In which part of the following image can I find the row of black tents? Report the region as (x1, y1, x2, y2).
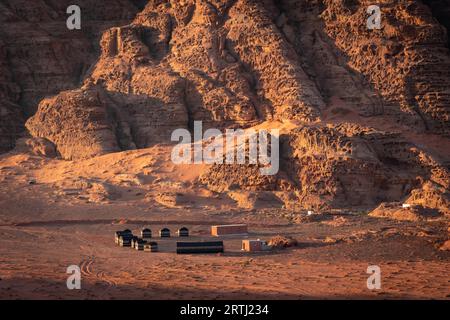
(140, 227, 189, 238)
(115, 227, 188, 251)
(115, 229, 156, 251)
(114, 228, 224, 254)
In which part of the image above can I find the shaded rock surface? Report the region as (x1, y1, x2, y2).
(0, 39, 22, 152)
(228, 191, 284, 209)
(406, 181, 450, 216)
(0, 0, 141, 151)
(369, 202, 442, 222)
(14, 137, 57, 158)
(313, 0, 450, 134)
(0, 0, 449, 212)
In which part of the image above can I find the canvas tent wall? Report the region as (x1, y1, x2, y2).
(176, 241, 224, 254)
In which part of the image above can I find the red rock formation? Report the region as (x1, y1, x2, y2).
(406, 181, 450, 215)
(315, 0, 450, 134)
(26, 86, 121, 160)
(201, 122, 450, 210)
(27, 0, 326, 159)
(281, 123, 449, 209)
(3, 0, 450, 211)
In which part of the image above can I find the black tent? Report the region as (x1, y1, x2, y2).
(144, 242, 158, 252)
(159, 228, 171, 238)
(177, 227, 189, 237)
(176, 241, 224, 254)
(141, 228, 152, 239)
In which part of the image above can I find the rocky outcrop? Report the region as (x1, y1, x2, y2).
(200, 122, 450, 210)
(273, 0, 450, 134)
(314, 0, 450, 134)
(281, 124, 409, 209)
(26, 22, 190, 159)
(26, 86, 121, 160)
(14, 137, 57, 158)
(26, 0, 329, 159)
(228, 191, 284, 209)
(369, 202, 442, 221)
(406, 181, 450, 215)
(276, 0, 385, 117)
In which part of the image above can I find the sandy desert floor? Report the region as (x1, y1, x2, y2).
(0, 145, 449, 300)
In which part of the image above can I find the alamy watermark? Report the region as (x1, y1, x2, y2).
(171, 121, 279, 176)
(66, 5, 81, 30)
(366, 265, 381, 290)
(367, 5, 382, 30)
(66, 265, 81, 290)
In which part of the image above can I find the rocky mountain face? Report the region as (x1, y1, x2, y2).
(0, 0, 142, 152)
(320, 0, 450, 134)
(26, 0, 329, 160)
(201, 122, 449, 213)
(2, 0, 450, 212)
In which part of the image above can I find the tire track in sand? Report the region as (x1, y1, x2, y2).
(79, 255, 117, 288)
